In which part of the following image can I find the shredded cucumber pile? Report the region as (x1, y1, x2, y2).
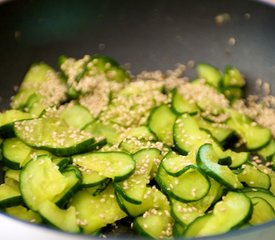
(0, 55, 275, 239)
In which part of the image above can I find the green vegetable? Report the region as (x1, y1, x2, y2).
(0, 56, 274, 238)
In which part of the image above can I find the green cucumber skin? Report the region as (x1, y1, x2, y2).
(0, 124, 16, 138)
(24, 138, 96, 157)
(133, 220, 154, 239)
(56, 166, 82, 208)
(155, 164, 210, 203)
(113, 183, 142, 205)
(183, 192, 252, 237)
(0, 196, 23, 209)
(2, 158, 21, 170)
(114, 190, 133, 216)
(196, 144, 243, 190)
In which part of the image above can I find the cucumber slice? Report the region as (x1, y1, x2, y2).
(5, 205, 42, 224)
(196, 63, 222, 88)
(52, 157, 72, 171)
(11, 63, 67, 116)
(133, 208, 173, 239)
(115, 186, 170, 217)
(148, 104, 177, 146)
(222, 66, 245, 87)
(73, 151, 135, 181)
(80, 169, 108, 188)
(5, 169, 20, 182)
(171, 178, 222, 226)
(221, 149, 249, 169)
(227, 110, 272, 150)
(183, 213, 213, 237)
(114, 148, 160, 204)
(0, 110, 33, 137)
(173, 223, 186, 237)
(162, 151, 195, 177)
(69, 184, 126, 233)
(119, 137, 146, 154)
(20, 155, 80, 211)
(2, 138, 32, 169)
(156, 163, 210, 202)
(171, 88, 199, 115)
(249, 197, 275, 225)
(84, 120, 121, 144)
(90, 55, 131, 83)
(197, 144, 243, 189)
(14, 117, 96, 156)
(196, 117, 234, 145)
(125, 126, 156, 141)
(58, 103, 94, 130)
(55, 165, 82, 207)
(238, 164, 271, 189)
(184, 192, 252, 237)
(174, 114, 213, 154)
(242, 188, 275, 210)
(0, 178, 22, 208)
(257, 139, 275, 160)
(223, 87, 244, 102)
(38, 200, 80, 232)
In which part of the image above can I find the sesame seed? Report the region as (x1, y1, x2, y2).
(228, 37, 236, 46)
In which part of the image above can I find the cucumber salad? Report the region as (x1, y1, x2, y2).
(0, 54, 275, 239)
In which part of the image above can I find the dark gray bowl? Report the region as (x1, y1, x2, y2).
(0, 0, 275, 239)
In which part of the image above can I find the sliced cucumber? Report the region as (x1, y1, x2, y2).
(257, 139, 275, 161)
(197, 144, 243, 189)
(38, 200, 80, 232)
(0, 110, 33, 137)
(171, 178, 222, 226)
(223, 87, 244, 102)
(4, 169, 20, 182)
(14, 117, 96, 156)
(55, 165, 82, 207)
(2, 138, 32, 169)
(222, 66, 245, 87)
(148, 104, 177, 146)
(83, 120, 121, 144)
(90, 54, 131, 83)
(20, 155, 80, 211)
(174, 114, 213, 154)
(115, 186, 170, 217)
(184, 192, 252, 237)
(5, 205, 42, 224)
(238, 163, 271, 189)
(114, 148, 160, 204)
(80, 169, 108, 188)
(0, 178, 22, 208)
(196, 117, 234, 145)
(227, 110, 272, 150)
(133, 208, 173, 239)
(73, 151, 135, 181)
(11, 63, 67, 116)
(58, 103, 94, 130)
(171, 88, 199, 115)
(221, 149, 249, 169)
(69, 184, 126, 233)
(162, 151, 195, 177)
(242, 188, 275, 210)
(156, 163, 210, 202)
(1, 55, 275, 238)
(249, 197, 275, 225)
(125, 126, 156, 141)
(196, 63, 222, 88)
